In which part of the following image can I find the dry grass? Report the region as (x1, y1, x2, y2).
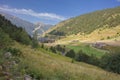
(55, 25, 120, 45)
(11, 42, 120, 80)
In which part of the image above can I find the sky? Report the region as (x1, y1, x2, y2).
(0, 0, 120, 24)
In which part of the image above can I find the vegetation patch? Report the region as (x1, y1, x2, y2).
(66, 44, 106, 58)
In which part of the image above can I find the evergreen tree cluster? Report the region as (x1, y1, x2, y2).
(100, 52, 120, 74)
(0, 14, 32, 48)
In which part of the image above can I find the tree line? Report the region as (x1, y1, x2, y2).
(46, 44, 120, 74)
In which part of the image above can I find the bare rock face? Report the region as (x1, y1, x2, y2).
(24, 75, 32, 80)
(4, 52, 12, 59)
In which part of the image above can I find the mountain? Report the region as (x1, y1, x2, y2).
(0, 11, 34, 36)
(34, 22, 53, 37)
(0, 11, 53, 37)
(46, 7, 120, 41)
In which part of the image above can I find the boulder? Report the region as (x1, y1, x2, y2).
(4, 52, 12, 59)
(24, 75, 32, 80)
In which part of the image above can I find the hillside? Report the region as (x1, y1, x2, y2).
(55, 25, 120, 44)
(0, 11, 53, 36)
(0, 11, 34, 36)
(46, 7, 120, 40)
(10, 43, 120, 79)
(1, 41, 120, 80)
(1, 12, 120, 80)
(0, 14, 32, 45)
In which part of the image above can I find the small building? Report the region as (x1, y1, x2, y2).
(92, 42, 107, 49)
(39, 37, 55, 43)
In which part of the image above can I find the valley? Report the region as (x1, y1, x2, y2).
(0, 2, 120, 80)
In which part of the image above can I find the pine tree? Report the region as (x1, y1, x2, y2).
(65, 49, 75, 58)
(32, 29, 39, 48)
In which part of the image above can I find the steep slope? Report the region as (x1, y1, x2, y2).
(0, 14, 31, 45)
(0, 11, 34, 36)
(35, 22, 53, 36)
(46, 7, 120, 39)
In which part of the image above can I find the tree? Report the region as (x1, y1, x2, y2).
(75, 50, 89, 62)
(100, 52, 120, 74)
(0, 15, 31, 45)
(65, 49, 75, 58)
(14, 28, 31, 45)
(32, 30, 39, 48)
(41, 43, 44, 48)
(50, 46, 56, 53)
(0, 28, 12, 49)
(55, 45, 65, 54)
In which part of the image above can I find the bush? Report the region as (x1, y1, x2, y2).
(5, 47, 22, 56)
(75, 50, 89, 62)
(75, 50, 100, 66)
(32, 31, 39, 48)
(65, 49, 75, 58)
(88, 54, 100, 66)
(107, 36, 110, 39)
(55, 45, 66, 54)
(0, 28, 12, 49)
(41, 44, 44, 48)
(100, 52, 120, 74)
(50, 46, 57, 53)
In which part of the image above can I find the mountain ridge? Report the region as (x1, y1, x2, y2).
(46, 6, 120, 40)
(0, 11, 53, 37)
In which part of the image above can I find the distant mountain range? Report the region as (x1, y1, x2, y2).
(0, 11, 53, 37)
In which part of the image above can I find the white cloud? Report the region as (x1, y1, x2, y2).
(117, 0, 120, 2)
(0, 5, 66, 20)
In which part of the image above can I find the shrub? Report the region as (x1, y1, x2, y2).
(55, 45, 66, 54)
(5, 47, 22, 56)
(50, 46, 57, 53)
(0, 28, 12, 49)
(75, 50, 89, 62)
(107, 36, 110, 39)
(88, 54, 100, 66)
(100, 52, 120, 74)
(65, 49, 75, 58)
(41, 44, 44, 48)
(75, 50, 100, 66)
(32, 31, 39, 48)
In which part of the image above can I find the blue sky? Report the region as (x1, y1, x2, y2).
(0, 0, 120, 24)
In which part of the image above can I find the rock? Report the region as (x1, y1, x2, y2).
(11, 61, 17, 65)
(3, 72, 11, 76)
(24, 75, 32, 80)
(4, 52, 12, 59)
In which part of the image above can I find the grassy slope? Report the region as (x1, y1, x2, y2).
(55, 25, 120, 44)
(46, 7, 120, 37)
(10, 42, 120, 80)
